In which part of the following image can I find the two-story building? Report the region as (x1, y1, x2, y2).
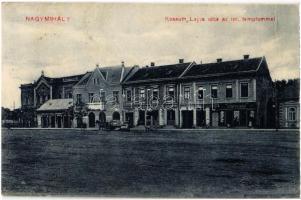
(20, 71, 86, 127)
(122, 60, 193, 128)
(72, 63, 137, 128)
(122, 55, 274, 128)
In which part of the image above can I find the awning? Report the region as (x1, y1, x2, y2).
(37, 99, 73, 112)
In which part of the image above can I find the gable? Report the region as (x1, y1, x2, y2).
(86, 68, 108, 88)
(35, 77, 51, 90)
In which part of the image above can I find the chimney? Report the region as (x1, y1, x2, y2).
(217, 58, 222, 63)
(96, 63, 99, 68)
(179, 59, 184, 64)
(121, 61, 125, 67)
(243, 55, 250, 60)
(150, 62, 155, 67)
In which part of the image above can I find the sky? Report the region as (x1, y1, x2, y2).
(2, 3, 300, 109)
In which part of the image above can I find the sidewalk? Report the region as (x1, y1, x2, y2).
(6, 127, 299, 132)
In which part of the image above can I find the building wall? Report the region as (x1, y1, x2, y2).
(123, 77, 258, 128)
(73, 69, 124, 128)
(279, 101, 300, 128)
(21, 85, 35, 108)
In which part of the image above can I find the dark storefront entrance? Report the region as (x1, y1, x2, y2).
(196, 110, 205, 127)
(146, 110, 159, 127)
(50, 116, 55, 128)
(225, 110, 234, 126)
(182, 110, 193, 128)
(167, 110, 175, 125)
(138, 110, 145, 125)
(125, 112, 134, 128)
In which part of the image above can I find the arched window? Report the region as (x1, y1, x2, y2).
(288, 107, 296, 121)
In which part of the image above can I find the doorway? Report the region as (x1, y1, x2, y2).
(88, 112, 95, 127)
(182, 110, 193, 128)
(125, 112, 134, 128)
(212, 112, 219, 127)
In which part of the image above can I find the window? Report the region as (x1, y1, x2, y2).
(184, 87, 190, 99)
(68, 93, 72, 98)
(93, 78, 100, 85)
(113, 91, 119, 103)
(76, 94, 82, 104)
(153, 88, 159, 100)
(88, 93, 94, 103)
(211, 85, 218, 98)
(126, 90, 132, 102)
(147, 89, 151, 100)
(167, 86, 175, 99)
(25, 96, 29, 105)
(139, 88, 145, 99)
(226, 84, 232, 98)
(198, 86, 204, 100)
(288, 107, 296, 121)
(240, 83, 248, 97)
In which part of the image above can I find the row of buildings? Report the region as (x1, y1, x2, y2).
(19, 55, 299, 129)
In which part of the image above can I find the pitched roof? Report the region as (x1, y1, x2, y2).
(35, 73, 86, 86)
(98, 66, 123, 83)
(277, 79, 300, 102)
(183, 57, 263, 78)
(37, 99, 73, 112)
(76, 72, 93, 86)
(125, 62, 192, 83)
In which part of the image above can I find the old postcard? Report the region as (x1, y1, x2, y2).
(1, 2, 300, 198)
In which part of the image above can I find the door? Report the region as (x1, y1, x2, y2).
(138, 110, 145, 125)
(63, 116, 69, 128)
(196, 110, 205, 127)
(240, 110, 247, 126)
(182, 110, 193, 128)
(167, 110, 175, 125)
(125, 112, 134, 128)
(225, 110, 234, 126)
(88, 112, 95, 127)
(51, 116, 55, 128)
(57, 116, 62, 128)
(212, 112, 219, 127)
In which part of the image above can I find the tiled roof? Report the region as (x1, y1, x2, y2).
(183, 57, 262, 78)
(35, 73, 86, 86)
(277, 79, 300, 101)
(37, 99, 73, 111)
(76, 72, 93, 85)
(98, 66, 123, 83)
(125, 62, 192, 83)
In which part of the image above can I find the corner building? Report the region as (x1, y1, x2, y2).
(122, 55, 274, 128)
